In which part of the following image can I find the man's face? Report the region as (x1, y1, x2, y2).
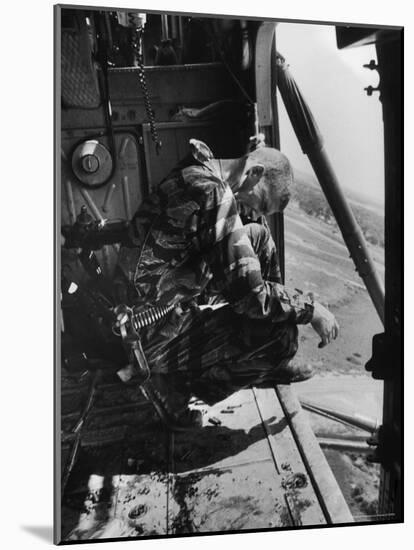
(236, 173, 291, 218)
(234, 147, 293, 218)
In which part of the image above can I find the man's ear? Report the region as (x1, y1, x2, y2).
(239, 164, 265, 192)
(189, 139, 214, 164)
(247, 164, 265, 180)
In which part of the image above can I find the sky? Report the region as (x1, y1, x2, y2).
(276, 22, 384, 205)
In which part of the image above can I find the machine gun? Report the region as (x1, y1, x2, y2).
(61, 205, 188, 430)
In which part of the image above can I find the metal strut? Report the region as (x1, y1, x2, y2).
(275, 54, 385, 325)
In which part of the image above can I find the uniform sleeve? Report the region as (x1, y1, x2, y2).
(197, 178, 314, 324)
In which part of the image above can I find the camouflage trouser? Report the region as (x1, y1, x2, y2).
(141, 223, 298, 406)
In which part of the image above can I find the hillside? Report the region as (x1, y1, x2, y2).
(282, 193, 384, 521)
(284, 199, 384, 373)
(292, 169, 384, 247)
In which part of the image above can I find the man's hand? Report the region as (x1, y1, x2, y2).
(310, 301, 339, 348)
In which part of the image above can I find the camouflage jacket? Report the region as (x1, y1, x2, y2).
(116, 155, 314, 324)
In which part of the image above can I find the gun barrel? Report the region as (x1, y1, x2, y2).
(61, 220, 130, 249)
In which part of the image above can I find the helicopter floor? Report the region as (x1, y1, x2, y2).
(60, 383, 352, 541)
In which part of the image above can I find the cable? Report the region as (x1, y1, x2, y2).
(130, 17, 162, 154)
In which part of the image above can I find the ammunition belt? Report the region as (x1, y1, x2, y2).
(132, 303, 176, 330)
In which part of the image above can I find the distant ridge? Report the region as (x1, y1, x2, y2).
(293, 168, 384, 210)
(291, 168, 384, 247)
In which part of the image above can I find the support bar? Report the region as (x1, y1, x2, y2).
(276, 55, 385, 324)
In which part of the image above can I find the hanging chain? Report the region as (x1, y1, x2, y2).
(130, 22, 162, 155)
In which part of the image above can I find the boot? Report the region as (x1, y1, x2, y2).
(271, 361, 314, 384)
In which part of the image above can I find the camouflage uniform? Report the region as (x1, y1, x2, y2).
(115, 154, 314, 403)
